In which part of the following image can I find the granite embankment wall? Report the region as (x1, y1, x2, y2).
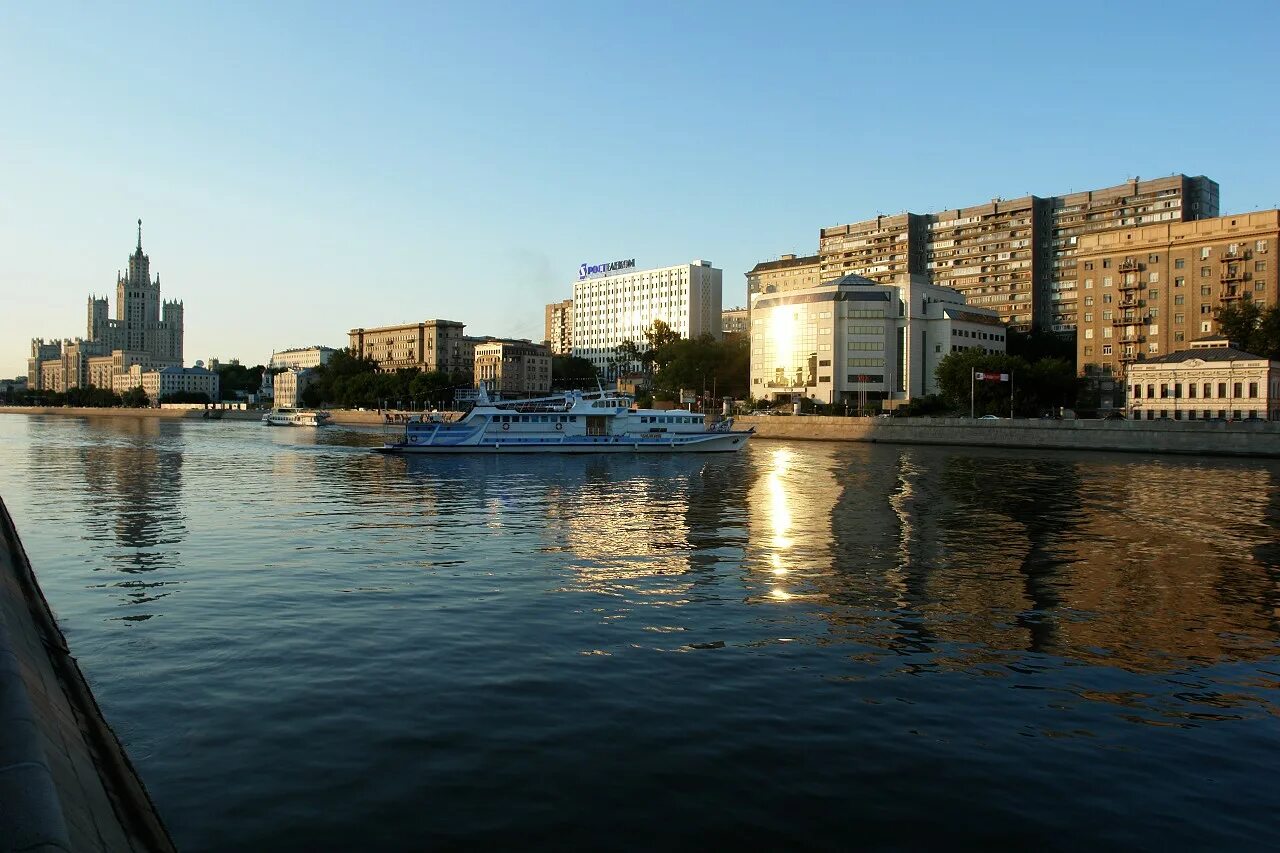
(0, 498, 173, 851)
(0, 406, 392, 425)
(735, 415, 1280, 458)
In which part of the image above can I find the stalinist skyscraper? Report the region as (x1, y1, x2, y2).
(29, 220, 187, 391)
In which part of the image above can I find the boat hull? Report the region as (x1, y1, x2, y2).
(375, 431, 752, 455)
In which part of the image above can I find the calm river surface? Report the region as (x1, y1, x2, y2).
(1, 414, 1278, 850)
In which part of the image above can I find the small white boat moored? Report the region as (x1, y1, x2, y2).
(262, 407, 332, 427)
(376, 389, 752, 454)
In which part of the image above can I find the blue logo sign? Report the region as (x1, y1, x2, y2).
(578, 258, 636, 280)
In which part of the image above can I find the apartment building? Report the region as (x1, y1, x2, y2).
(722, 308, 749, 336)
(270, 346, 337, 370)
(474, 339, 552, 398)
(348, 320, 472, 374)
(544, 299, 574, 356)
(817, 175, 1219, 335)
(1074, 210, 1279, 388)
(745, 254, 822, 319)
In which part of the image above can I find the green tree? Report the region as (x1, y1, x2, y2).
(1217, 300, 1280, 359)
(934, 350, 1078, 417)
(121, 386, 149, 408)
(551, 355, 597, 386)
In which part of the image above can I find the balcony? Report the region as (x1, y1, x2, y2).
(1119, 297, 1142, 308)
(1220, 249, 1250, 262)
(1118, 260, 1141, 272)
(1119, 280, 1143, 291)
(1220, 288, 1244, 301)
(1119, 352, 1139, 364)
(1119, 334, 1143, 344)
(1220, 268, 1249, 283)
(1112, 315, 1138, 326)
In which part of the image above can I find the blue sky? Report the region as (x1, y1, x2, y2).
(4, 0, 1280, 374)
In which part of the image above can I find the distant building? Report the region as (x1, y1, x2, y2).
(29, 220, 185, 391)
(270, 346, 337, 370)
(544, 299, 573, 356)
(750, 274, 1006, 406)
(572, 259, 722, 376)
(474, 339, 552, 398)
(113, 363, 219, 402)
(722, 307, 749, 336)
(1126, 337, 1279, 421)
(746, 254, 822, 310)
(348, 320, 472, 374)
(274, 368, 317, 407)
(818, 175, 1219, 333)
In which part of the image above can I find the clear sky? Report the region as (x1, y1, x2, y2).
(4, 0, 1280, 375)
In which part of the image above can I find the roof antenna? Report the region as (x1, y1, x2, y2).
(137, 218, 143, 251)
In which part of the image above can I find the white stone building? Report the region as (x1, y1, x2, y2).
(270, 346, 337, 370)
(749, 274, 1006, 406)
(1126, 337, 1280, 421)
(274, 368, 317, 407)
(572, 260, 722, 376)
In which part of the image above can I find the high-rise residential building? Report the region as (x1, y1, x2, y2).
(270, 346, 337, 370)
(28, 220, 185, 391)
(749, 273, 1006, 406)
(348, 320, 471, 374)
(572, 259, 722, 376)
(1073, 209, 1279, 406)
(746, 254, 822, 309)
(544, 299, 573, 355)
(722, 308, 748, 336)
(473, 339, 552, 398)
(817, 176, 1219, 335)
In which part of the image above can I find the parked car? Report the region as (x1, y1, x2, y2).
(978, 414, 1002, 420)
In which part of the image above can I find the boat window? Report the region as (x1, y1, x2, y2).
(570, 416, 577, 422)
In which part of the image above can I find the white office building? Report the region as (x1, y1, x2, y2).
(750, 274, 1006, 406)
(572, 259, 723, 376)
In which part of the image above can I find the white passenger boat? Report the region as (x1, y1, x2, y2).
(262, 407, 332, 427)
(376, 389, 752, 454)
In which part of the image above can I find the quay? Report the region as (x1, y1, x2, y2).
(737, 415, 1280, 458)
(0, 497, 173, 852)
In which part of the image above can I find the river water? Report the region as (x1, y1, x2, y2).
(1, 414, 1277, 850)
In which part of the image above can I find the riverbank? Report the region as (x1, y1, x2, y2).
(0, 406, 401, 426)
(0, 496, 173, 851)
(737, 415, 1280, 458)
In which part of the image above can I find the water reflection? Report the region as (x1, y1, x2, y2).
(745, 440, 1280, 675)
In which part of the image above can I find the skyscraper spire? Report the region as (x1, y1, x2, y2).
(137, 218, 142, 251)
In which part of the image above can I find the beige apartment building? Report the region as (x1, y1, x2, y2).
(722, 308, 748, 336)
(474, 339, 552, 398)
(544, 299, 573, 356)
(1074, 210, 1279, 383)
(348, 320, 475, 375)
(746, 254, 821, 315)
(274, 368, 317, 407)
(817, 175, 1218, 334)
(1126, 337, 1279, 421)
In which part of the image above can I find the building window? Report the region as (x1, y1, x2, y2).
(1175, 258, 1185, 269)
(1084, 346, 1094, 356)
(1174, 295, 1184, 305)
(1201, 286, 1212, 297)
(1148, 289, 1159, 300)
(1201, 266, 1211, 277)
(1249, 382, 1259, 398)
(1084, 312, 1094, 322)
(1149, 272, 1159, 283)
(1188, 382, 1197, 398)
(1084, 296, 1094, 306)
(1103, 259, 1112, 268)
(1148, 343, 1158, 352)
(1103, 276, 1113, 287)
(1084, 278, 1094, 289)
(1084, 329, 1093, 339)
(1084, 262, 1094, 271)
(1256, 260, 1268, 272)
(1256, 280, 1267, 291)
(1102, 345, 1112, 355)
(1257, 240, 1268, 253)
(1174, 332, 1185, 343)
(1149, 254, 1159, 263)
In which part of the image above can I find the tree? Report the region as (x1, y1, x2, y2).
(121, 386, 149, 408)
(215, 362, 266, 400)
(1217, 300, 1280, 359)
(551, 356, 597, 386)
(934, 350, 1078, 417)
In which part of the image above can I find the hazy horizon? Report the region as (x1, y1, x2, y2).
(5, 0, 1280, 375)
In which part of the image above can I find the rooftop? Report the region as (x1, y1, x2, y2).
(748, 254, 819, 274)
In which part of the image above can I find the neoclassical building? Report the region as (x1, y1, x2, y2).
(29, 221, 186, 392)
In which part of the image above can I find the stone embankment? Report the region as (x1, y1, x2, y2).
(735, 415, 1280, 458)
(0, 497, 173, 851)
